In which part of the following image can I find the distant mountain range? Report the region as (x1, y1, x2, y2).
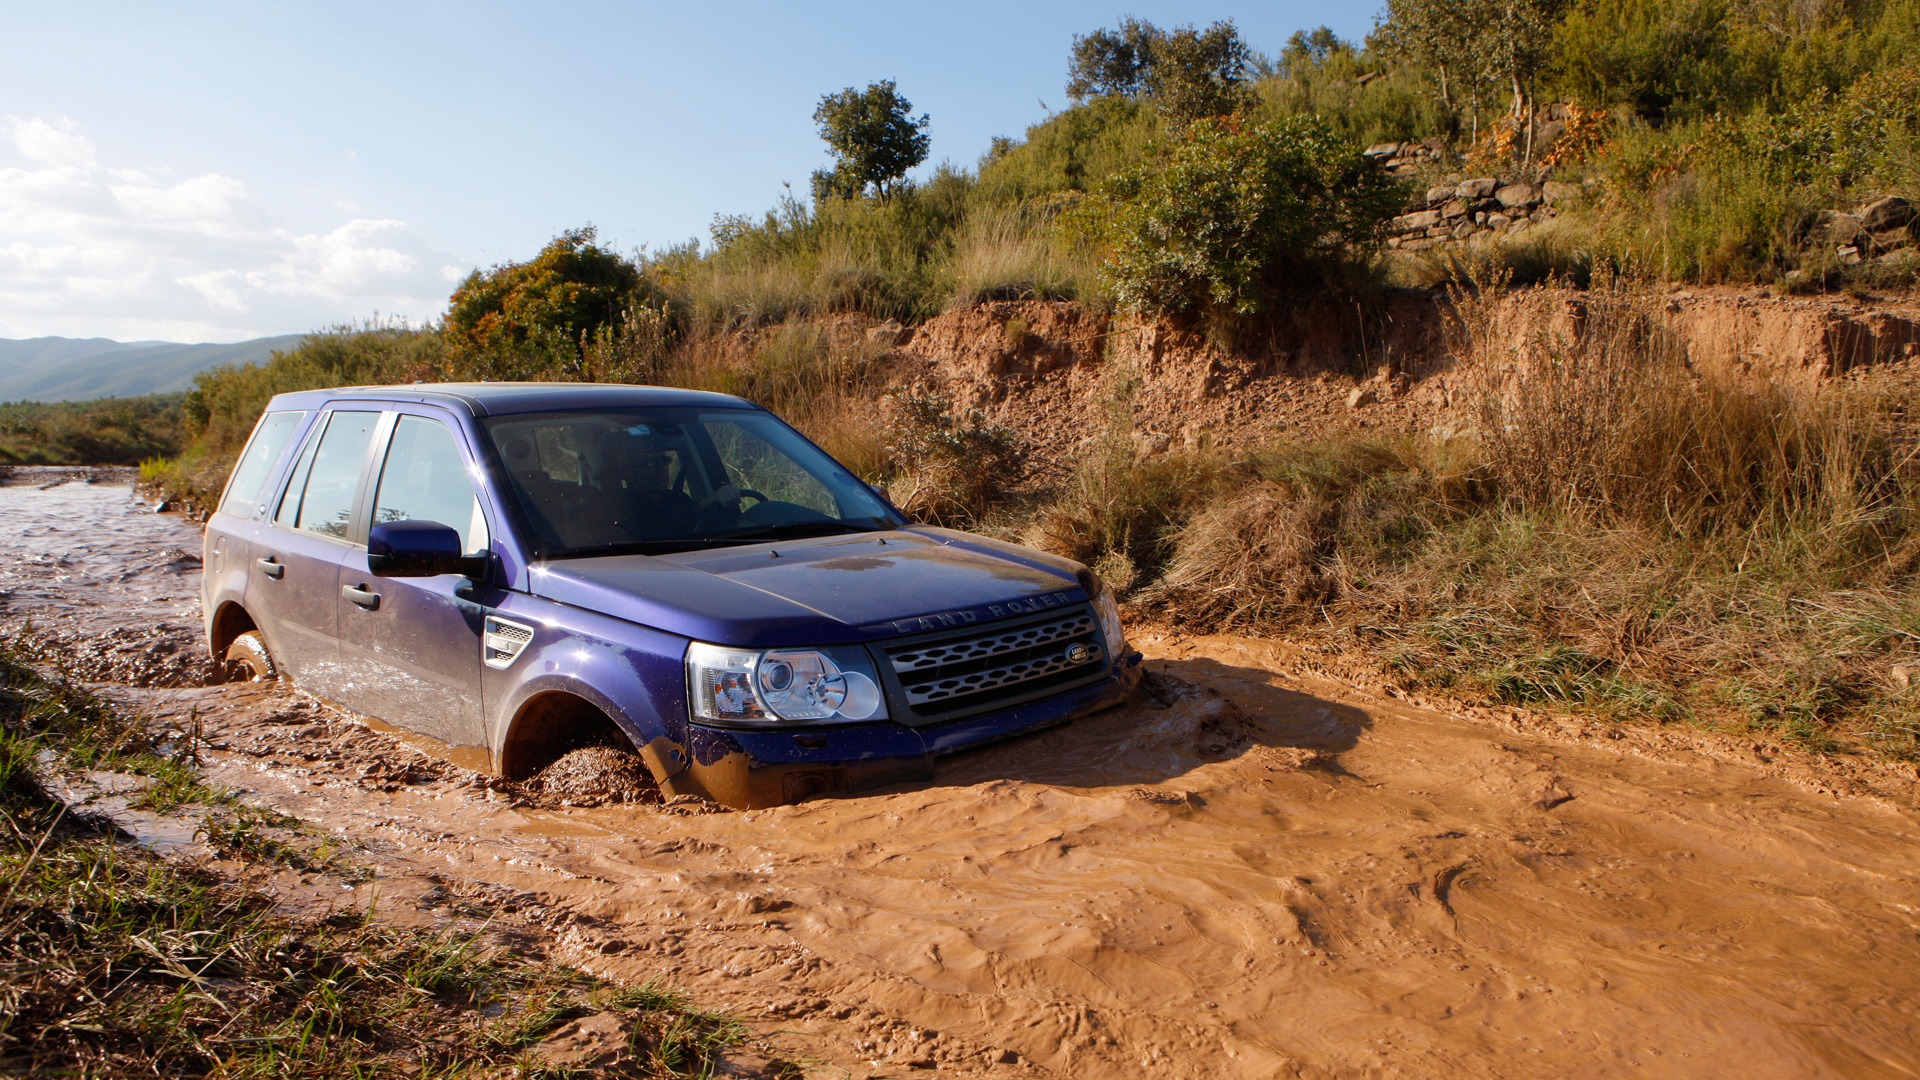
(0, 335, 308, 402)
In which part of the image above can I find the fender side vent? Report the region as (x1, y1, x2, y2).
(483, 616, 535, 670)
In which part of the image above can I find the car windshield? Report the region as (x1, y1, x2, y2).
(481, 407, 899, 557)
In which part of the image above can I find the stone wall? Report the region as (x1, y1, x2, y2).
(1381, 174, 1578, 251)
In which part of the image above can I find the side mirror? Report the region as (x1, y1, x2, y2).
(368, 520, 488, 579)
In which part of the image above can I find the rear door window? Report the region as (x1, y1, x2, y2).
(277, 410, 380, 541)
(370, 416, 489, 554)
(219, 411, 306, 518)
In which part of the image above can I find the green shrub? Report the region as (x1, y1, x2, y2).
(443, 226, 674, 378)
(1092, 115, 1403, 322)
(0, 395, 186, 466)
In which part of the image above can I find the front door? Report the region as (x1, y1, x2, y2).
(335, 412, 491, 753)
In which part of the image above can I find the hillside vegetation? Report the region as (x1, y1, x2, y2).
(131, 1, 1920, 761)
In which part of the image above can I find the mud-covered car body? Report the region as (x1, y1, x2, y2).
(200, 383, 1140, 807)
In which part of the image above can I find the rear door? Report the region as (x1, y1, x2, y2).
(248, 408, 383, 700)
(334, 408, 495, 756)
(203, 409, 309, 620)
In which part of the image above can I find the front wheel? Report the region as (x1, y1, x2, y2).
(222, 630, 277, 683)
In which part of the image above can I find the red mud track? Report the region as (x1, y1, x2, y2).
(5, 471, 1918, 1078)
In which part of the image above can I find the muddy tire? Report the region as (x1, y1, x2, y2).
(223, 630, 277, 683)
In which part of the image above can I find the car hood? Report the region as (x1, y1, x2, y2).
(526, 528, 1088, 647)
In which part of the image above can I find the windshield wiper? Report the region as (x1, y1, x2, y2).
(547, 521, 886, 559)
(709, 520, 884, 543)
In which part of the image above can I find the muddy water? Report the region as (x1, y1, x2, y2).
(7, 475, 1920, 1078)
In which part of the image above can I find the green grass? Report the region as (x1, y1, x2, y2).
(0, 642, 754, 1077)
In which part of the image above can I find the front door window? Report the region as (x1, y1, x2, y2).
(370, 416, 489, 553)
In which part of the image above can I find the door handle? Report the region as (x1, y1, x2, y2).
(342, 583, 381, 610)
(256, 557, 285, 579)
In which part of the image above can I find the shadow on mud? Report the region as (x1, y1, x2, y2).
(922, 658, 1372, 793)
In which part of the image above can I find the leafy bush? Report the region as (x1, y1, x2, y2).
(444, 226, 671, 377)
(882, 390, 1023, 526)
(0, 395, 186, 466)
(1093, 116, 1402, 321)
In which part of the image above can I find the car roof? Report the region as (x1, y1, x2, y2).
(263, 382, 759, 418)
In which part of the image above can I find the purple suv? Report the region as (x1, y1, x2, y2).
(201, 384, 1141, 807)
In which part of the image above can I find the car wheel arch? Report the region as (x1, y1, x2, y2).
(496, 682, 687, 785)
(209, 601, 259, 660)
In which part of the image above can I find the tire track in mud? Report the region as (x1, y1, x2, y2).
(7, 472, 1920, 1079)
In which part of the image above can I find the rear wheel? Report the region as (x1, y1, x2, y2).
(222, 630, 277, 683)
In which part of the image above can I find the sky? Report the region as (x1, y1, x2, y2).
(1, 2, 1386, 343)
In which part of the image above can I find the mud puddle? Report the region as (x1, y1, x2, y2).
(6, 476, 1920, 1078)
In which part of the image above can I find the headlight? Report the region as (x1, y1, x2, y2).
(686, 642, 887, 724)
(1088, 575, 1127, 656)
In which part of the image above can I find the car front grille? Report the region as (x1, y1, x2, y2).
(881, 606, 1107, 721)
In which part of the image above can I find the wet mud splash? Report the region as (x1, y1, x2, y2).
(7, 474, 1920, 1078)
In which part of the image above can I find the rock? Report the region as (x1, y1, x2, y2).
(1860, 195, 1914, 233)
(1364, 142, 1402, 158)
(1495, 183, 1537, 209)
(867, 319, 912, 348)
(1346, 386, 1377, 410)
(1784, 266, 1837, 293)
(1838, 245, 1863, 265)
(538, 1013, 636, 1070)
(1457, 177, 1498, 199)
(1452, 221, 1481, 241)
(1133, 431, 1172, 455)
(1487, 212, 1513, 229)
(1426, 184, 1456, 205)
(1441, 198, 1469, 220)
(1892, 665, 1914, 690)
(1395, 210, 1442, 230)
(1542, 181, 1581, 205)
(1814, 210, 1867, 245)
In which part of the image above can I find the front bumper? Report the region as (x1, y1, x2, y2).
(661, 647, 1145, 808)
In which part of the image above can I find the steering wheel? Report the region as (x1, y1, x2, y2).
(691, 485, 768, 531)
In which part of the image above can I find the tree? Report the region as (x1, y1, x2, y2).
(812, 80, 930, 201)
(1066, 18, 1253, 127)
(1067, 17, 1162, 100)
(1378, 0, 1565, 151)
(1376, 0, 1492, 118)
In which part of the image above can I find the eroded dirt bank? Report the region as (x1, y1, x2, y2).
(5, 474, 1920, 1078)
(849, 288, 1920, 472)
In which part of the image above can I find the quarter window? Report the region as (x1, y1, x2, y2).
(371, 416, 489, 554)
(219, 411, 305, 518)
(279, 411, 380, 540)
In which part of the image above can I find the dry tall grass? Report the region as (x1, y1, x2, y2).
(1027, 275, 1920, 756)
(1459, 276, 1911, 548)
(942, 204, 1104, 308)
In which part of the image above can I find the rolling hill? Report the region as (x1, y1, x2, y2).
(0, 335, 307, 402)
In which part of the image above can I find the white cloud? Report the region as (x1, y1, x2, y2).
(7, 116, 97, 169)
(0, 115, 457, 341)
